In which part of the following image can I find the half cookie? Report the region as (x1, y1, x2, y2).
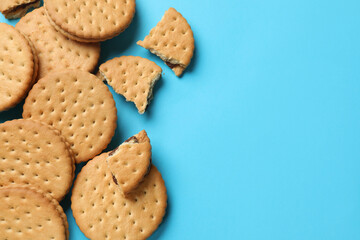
(16, 7, 100, 79)
(0, 23, 38, 112)
(107, 130, 151, 196)
(72, 153, 167, 240)
(44, 0, 136, 42)
(137, 8, 194, 77)
(0, 0, 40, 19)
(99, 56, 162, 114)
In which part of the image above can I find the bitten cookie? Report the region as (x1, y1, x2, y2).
(0, 119, 75, 201)
(16, 7, 100, 79)
(0, 23, 38, 112)
(137, 8, 195, 77)
(107, 130, 151, 195)
(0, 186, 68, 240)
(72, 153, 167, 240)
(44, 0, 136, 42)
(23, 70, 117, 163)
(0, 0, 40, 19)
(99, 56, 162, 114)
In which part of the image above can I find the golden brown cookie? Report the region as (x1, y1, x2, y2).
(0, 119, 75, 201)
(44, 0, 136, 42)
(26, 33, 39, 87)
(98, 56, 162, 114)
(72, 153, 167, 240)
(107, 130, 151, 196)
(0, 23, 37, 112)
(137, 7, 195, 77)
(22, 70, 117, 163)
(0, 186, 68, 240)
(0, 0, 40, 19)
(16, 7, 101, 79)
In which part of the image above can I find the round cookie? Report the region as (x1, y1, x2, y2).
(72, 153, 167, 240)
(23, 70, 117, 163)
(44, 0, 136, 42)
(16, 7, 100, 79)
(0, 119, 75, 201)
(0, 23, 37, 112)
(0, 186, 68, 240)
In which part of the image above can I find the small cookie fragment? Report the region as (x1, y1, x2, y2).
(72, 153, 167, 240)
(23, 70, 117, 163)
(99, 56, 162, 114)
(137, 8, 195, 76)
(0, 186, 68, 240)
(0, 119, 75, 201)
(107, 130, 151, 195)
(0, 0, 40, 19)
(44, 0, 136, 42)
(16, 7, 100, 79)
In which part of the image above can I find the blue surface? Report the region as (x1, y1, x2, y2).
(1, 0, 360, 239)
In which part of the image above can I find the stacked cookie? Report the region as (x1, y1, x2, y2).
(0, 119, 73, 239)
(72, 131, 167, 239)
(1, 1, 196, 239)
(16, 7, 100, 79)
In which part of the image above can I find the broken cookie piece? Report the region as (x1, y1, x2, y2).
(107, 130, 152, 196)
(0, 0, 40, 19)
(99, 56, 162, 114)
(137, 7, 195, 77)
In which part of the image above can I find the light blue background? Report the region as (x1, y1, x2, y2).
(1, 0, 360, 239)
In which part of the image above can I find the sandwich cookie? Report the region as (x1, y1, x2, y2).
(0, 119, 75, 201)
(72, 153, 167, 240)
(107, 130, 152, 196)
(44, 0, 136, 42)
(137, 8, 195, 77)
(0, 186, 68, 240)
(99, 56, 162, 114)
(16, 7, 100, 79)
(23, 70, 117, 163)
(0, 23, 38, 112)
(0, 0, 40, 19)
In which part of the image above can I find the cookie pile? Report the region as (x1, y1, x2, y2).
(0, 1, 195, 239)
